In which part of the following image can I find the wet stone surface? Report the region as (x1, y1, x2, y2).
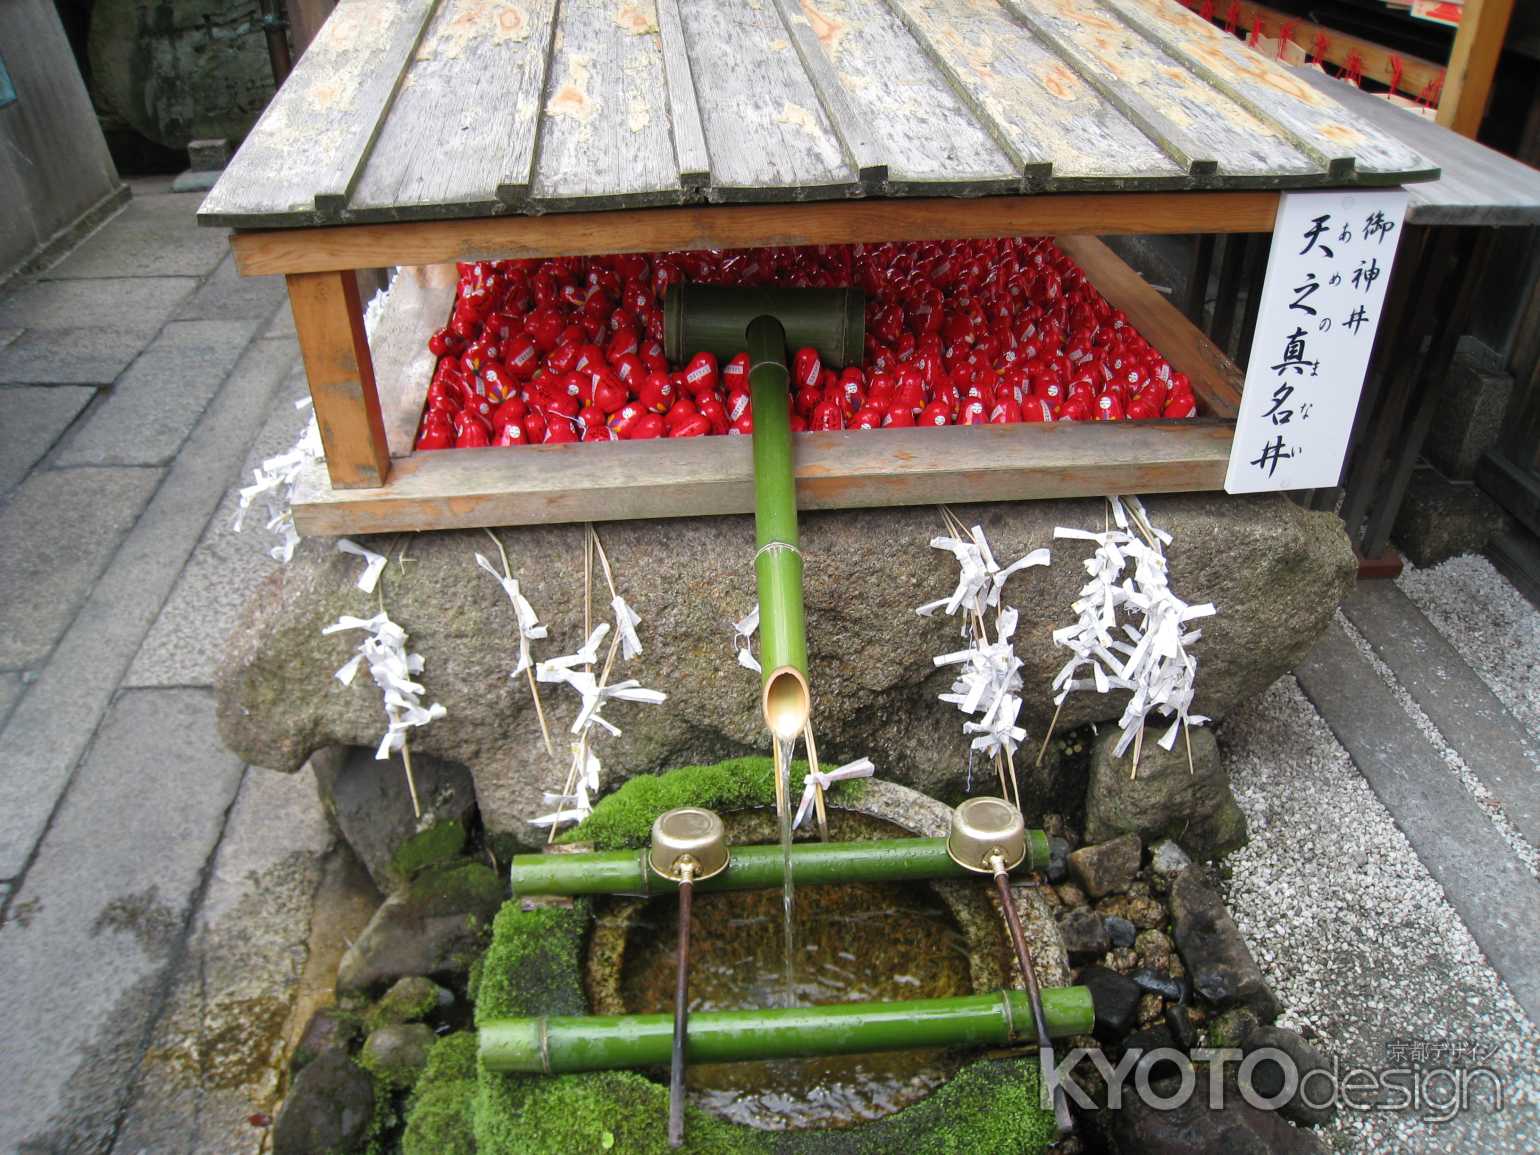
(616, 880, 972, 1131)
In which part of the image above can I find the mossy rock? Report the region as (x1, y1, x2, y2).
(403, 859, 503, 920)
(360, 1023, 436, 1092)
(403, 1032, 478, 1155)
(392, 819, 469, 880)
(369, 976, 445, 1031)
(474, 762, 1053, 1153)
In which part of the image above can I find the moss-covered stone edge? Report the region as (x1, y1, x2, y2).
(446, 760, 1054, 1154)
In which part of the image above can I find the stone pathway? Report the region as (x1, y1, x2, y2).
(0, 178, 350, 1154)
(1, 178, 1537, 1154)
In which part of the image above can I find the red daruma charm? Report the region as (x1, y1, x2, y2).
(793, 347, 822, 390)
(684, 352, 718, 396)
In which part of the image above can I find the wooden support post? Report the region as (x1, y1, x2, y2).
(287, 269, 391, 489)
(1437, 0, 1515, 139)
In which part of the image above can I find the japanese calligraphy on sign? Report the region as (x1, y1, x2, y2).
(1225, 190, 1408, 494)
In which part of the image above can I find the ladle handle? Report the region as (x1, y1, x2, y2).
(993, 870, 1075, 1135)
(669, 878, 693, 1148)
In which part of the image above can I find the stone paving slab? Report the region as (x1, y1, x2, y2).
(0, 276, 197, 331)
(1343, 581, 1540, 848)
(0, 326, 161, 385)
(0, 688, 245, 1154)
(0, 672, 22, 725)
(125, 346, 305, 688)
(0, 465, 162, 669)
(44, 193, 229, 280)
(0, 331, 295, 879)
(264, 298, 296, 340)
(1297, 624, 1540, 1026)
(0, 384, 96, 493)
(56, 319, 260, 467)
(114, 764, 334, 1155)
(175, 252, 288, 323)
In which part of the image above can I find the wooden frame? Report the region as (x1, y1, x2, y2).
(280, 208, 1253, 536)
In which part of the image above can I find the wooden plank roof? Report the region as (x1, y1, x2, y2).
(200, 0, 1437, 230)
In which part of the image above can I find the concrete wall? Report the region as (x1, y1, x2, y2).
(0, 0, 124, 279)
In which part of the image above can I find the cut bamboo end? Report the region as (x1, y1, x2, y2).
(763, 665, 811, 742)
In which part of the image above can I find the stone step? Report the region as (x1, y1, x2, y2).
(1296, 624, 1540, 1026)
(1341, 581, 1540, 848)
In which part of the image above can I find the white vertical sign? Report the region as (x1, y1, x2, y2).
(1225, 189, 1409, 494)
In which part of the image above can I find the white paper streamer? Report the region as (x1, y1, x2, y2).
(323, 608, 445, 762)
(1048, 498, 1213, 761)
(732, 605, 761, 673)
(474, 552, 550, 674)
(793, 758, 875, 830)
(336, 538, 387, 593)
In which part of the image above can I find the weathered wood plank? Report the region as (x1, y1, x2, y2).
(369, 264, 459, 459)
(884, 0, 1180, 188)
(1293, 66, 1540, 226)
(1057, 234, 1243, 418)
(676, 0, 857, 201)
(232, 191, 1285, 276)
(349, 0, 557, 219)
(1005, 0, 1318, 181)
(526, 0, 682, 210)
(290, 420, 1234, 534)
(199, 0, 439, 225)
(779, 0, 1018, 195)
(654, 0, 712, 189)
(288, 270, 392, 488)
(1172, 1, 1442, 101)
(1437, 0, 1515, 138)
(1102, 0, 1435, 182)
(770, 0, 888, 187)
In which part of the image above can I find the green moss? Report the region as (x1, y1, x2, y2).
(476, 1068, 769, 1155)
(402, 858, 503, 919)
(391, 819, 468, 879)
(558, 757, 826, 850)
(368, 976, 441, 1031)
(402, 1033, 478, 1155)
(476, 901, 589, 1023)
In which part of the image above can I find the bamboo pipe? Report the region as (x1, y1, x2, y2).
(480, 987, 1094, 1074)
(745, 313, 810, 743)
(510, 834, 1053, 899)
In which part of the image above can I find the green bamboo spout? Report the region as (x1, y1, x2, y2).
(745, 313, 810, 740)
(480, 987, 1094, 1074)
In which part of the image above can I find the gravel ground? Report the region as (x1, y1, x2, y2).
(1336, 610, 1540, 881)
(1217, 677, 1540, 1153)
(1398, 556, 1540, 738)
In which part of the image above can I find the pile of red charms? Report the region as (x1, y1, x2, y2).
(415, 237, 1198, 450)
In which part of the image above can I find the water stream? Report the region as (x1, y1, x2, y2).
(774, 734, 798, 1008)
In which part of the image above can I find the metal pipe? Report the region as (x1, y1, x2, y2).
(510, 834, 1054, 899)
(480, 987, 1094, 1074)
(259, 0, 294, 87)
(668, 864, 695, 1148)
(992, 856, 1074, 1135)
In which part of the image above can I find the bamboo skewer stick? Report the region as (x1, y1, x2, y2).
(485, 528, 556, 760)
(801, 721, 829, 842)
(376, 558, 423, 819)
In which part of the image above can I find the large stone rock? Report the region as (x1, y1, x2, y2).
(1107, 1077, 1328, 1154)
(215, 494, 1355, 843)
(1084, 727, 1248, 860)
(1169, 867, 1280, 1021)
(1068, 833, 1142, 899)
(313, 745, 477, 894)
(336, 860, 502, 994)
(271, 1050, 374, 1155)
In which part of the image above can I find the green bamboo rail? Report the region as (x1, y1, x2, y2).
(510, 833, 1054, 898)
(480, 987, 1094, 1073)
